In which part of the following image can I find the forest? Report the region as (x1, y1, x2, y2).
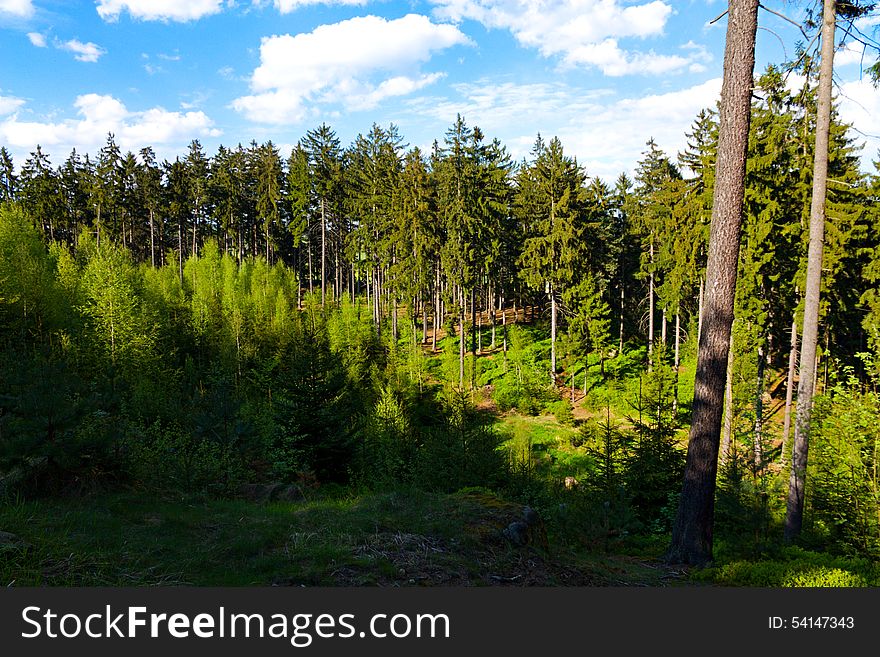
(1, 53, 880, 586)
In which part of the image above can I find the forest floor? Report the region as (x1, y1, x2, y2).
(0, 487, 691, 587)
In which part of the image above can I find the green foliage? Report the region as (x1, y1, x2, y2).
(805, 365, 880, 555)
(491, 325, 556, 414)
(696, 547, 879, 587)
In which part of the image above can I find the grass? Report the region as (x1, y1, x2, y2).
(0, 486, 691, 587)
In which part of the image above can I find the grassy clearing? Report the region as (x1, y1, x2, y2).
(0, 488, 688, 587)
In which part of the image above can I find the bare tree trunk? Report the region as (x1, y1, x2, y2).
(550, 283, 558, 378)
(321, 197, 326, 307)
(667, 0, 758, 565)
(432, 266, 440, 351)
(648, 240, 655, 360)
(781, 317, 798, 465)
(661, 308, 667, 347)
(619, 283, 625, 354)
(149, 208, 156, 268)
(754, 344, 765, 468)
(470, 287, 477, 390)
(721, 330, 735, 465)
(307, 234, 314, 297)
(459, 287, 466, 389)
(490, 286, 497, 349)
(673, 311, 681, 414)
(785, 0, 835, 543)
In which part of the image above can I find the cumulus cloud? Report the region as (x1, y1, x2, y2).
(57, 38, 107, 62)
(96, 0, 226, 22)
(0, 94, 222, 162)
(232, 14, 471, 124)
(27, 32, 46, 47)
(0, 93, 25, 116)
(837, 78, 880, 163)
(273, 0, 367, 10)
(431, 0, 706, 76)
(0, 0, 33, 17)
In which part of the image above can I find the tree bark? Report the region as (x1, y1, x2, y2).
(754, 343, 765, 468)
(785, 0, 836, 542)
(648, 240, 655, 360)
(550, 283, 558, 378)
(321, 197, 326, 307)
(721, 330, 735, 465)
(673, 311, 681, 414)
(667, 0, 758, 565)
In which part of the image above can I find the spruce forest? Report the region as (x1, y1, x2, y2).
(2, 51, 880, 586)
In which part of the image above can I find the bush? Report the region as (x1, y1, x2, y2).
(695, 548, 879, 587)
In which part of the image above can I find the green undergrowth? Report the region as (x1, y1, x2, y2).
(0, 488, 683, 587)
(693, 547, 880, 587)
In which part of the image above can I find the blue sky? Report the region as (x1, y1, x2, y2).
(0, 0, 878, 182)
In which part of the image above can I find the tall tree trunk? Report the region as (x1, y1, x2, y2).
(432, 266, 440, 351)
(781, 317, 798, 466)
(307, 233, 314, 297)
(754, 344, 765, 468)
(619, 282, 625, 354)
(321, 197, 326, 307)
(785, 0, 835, 543)
(459, 287, 466, 389)
(490, 286, 497, 349)
(149, 208, 156, 268)
(673, 311, 681, 414)
(550, 283, 557, 378)
(648, 240, 655, 360)
(178, 221, 184, 287)
(471, 287, 477, 390)
(667, 0, 758, 565)
(697, 277, 705, 346)
(661, 307, 667, 347)
(721, 330, 735, 465)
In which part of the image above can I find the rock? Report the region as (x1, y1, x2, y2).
(503, 521, 530, 546)
(522, 506, 540, 526)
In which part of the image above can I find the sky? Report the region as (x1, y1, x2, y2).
(0, 0, 878, 183)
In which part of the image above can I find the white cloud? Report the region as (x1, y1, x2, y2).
(27, 32, 46, 47)
(431, 0, 706, 76)
(837, 78, 880, 163)
(835, 42, 872, 69)
(96, 0, 226, 22)
(0, 93, 25, 116)
(407, 77, 722, 181)
(0, 0, 33, 17)
(58, 39, 107, 63)
(273, 0, 367, 11)
(0, 94, 221, 162)
(232, 14, 471, 124)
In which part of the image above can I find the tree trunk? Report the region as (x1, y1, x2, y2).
(459, 287, 466, 389)
(754, 344, 765, 468)
(648, 240, 655, 360)
(661, 308, 667, 347)
(550, 283, 557, 378)
(321, 197, 326, 307)
(781, 317, 798, 466)
(619, 283, 625, 354)
(785, 0, 835, 543)
(721, 330, 735, 465)
(149, 208, 156, 268)
(432, 266, 440, 351)
(697, 277, 704, 346)
(673, 311, 681, 414)
(667, 0, 758, 565)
